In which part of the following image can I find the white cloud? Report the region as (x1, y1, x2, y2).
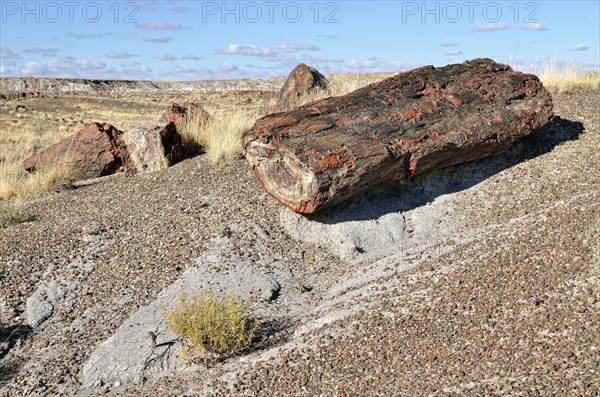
(106, 51, 138, 59)
(216, 44, 271, 57)
(173, 64, 212, 75)
(440, 42, 460, 47)
(118, 61, 153, 75)
(2, 60, 17, 66)
(446, 49, 463, 56)
(20, 62, 47, 75)
(182, 54, 203, 60)
(171, 6, 187, 13)
(215, 43, 320, 62)
(347, 57, 381, 70)
(472, 22, 509, 33)
(47, 56, 107, 71)
(218, 62, 239, 73)
(521, 22, 548, 31)
(15, 56, 158, 79)
(24, 47, 59, 57)
(143, 37, 174, 43)
(0, 47, 20, 59)
(335, 57, 419, 73)
(0, 65, 13, 76)
(569, 43, 589, 52)
(275, 43, 320, 53)
(155, 53, 178, 61)
(135, 22, 182, 31)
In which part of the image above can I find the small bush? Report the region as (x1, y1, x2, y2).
(0, 202, 27, 228)
(165, 290, 259, 363)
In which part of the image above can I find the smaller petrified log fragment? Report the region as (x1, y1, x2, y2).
(22, 123, 126, 180)
(121, 122, 182, 173)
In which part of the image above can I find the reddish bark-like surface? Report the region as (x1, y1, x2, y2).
(22, 122, 126, 180)
(163, 102, 210, 129)
(22, 121, 183, 181)
(244, 58, 554, 214)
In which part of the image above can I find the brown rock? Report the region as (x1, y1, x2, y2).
(22, 123, 126, 180)
(272, 64, 329, 113)
(163, 102, 210, 130)
(244, 58, 554, 214)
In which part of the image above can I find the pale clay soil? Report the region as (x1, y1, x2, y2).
(1, 89, 599, 396)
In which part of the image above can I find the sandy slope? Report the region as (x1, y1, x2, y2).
(1, 89, 599, 396)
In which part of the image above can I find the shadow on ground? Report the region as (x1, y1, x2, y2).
(307, 117, 584, 224)
(252, 317, 295, 353)
(0, 322, 32, 386)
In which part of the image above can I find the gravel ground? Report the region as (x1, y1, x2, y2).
(1, 89, 599, 396)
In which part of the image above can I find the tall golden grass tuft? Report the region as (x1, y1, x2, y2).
(293, 72, 398, 108)
(0, 160, 75, 201)
(540, 59, 600, 93)
(180, 106, 266, 165)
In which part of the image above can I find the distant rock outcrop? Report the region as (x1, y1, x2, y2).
(271, 64, 329, 113)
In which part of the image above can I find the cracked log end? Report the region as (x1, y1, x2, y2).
(246, 141, 320, 214)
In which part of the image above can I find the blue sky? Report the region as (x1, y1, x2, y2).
(1, 0, 598, 80)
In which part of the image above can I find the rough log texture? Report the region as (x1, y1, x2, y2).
(272, 64, 329, 113)
(121, 122, 182, 173)
(22, 123, 126, 180)
(23, 121, 183, 181)
(243, 58, 554, 214)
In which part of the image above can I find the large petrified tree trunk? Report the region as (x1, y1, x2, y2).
(243, 58, 554, 214)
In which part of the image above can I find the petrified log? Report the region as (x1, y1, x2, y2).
(243, 58, 554, 214)
(22, 122, 127, 180)
(272, 64, 329, 113)
(22, 121, 183, 181)
(121, 122, 182, 173)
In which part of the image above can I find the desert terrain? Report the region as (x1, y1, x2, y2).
(0, 72, 599, 397)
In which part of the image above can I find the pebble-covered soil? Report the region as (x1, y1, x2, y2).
(1, 89, 599, 396)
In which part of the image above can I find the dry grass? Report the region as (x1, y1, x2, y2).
(539, 60, 600, 93)
(165, 290, 259, 363)
(0, 201, 27, 228)
(294, 72, 397, 108)
(181, 106, 267, 165)
(0, 90, 272, 199)
(0, 160, 75, 201)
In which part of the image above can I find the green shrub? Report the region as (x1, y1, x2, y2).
(165, 290, 259, 363)
(0, 202, 27, 228)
